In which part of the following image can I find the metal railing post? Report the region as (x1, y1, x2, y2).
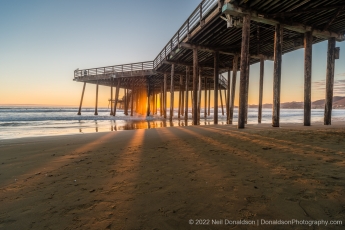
(200, 4, 202, 23)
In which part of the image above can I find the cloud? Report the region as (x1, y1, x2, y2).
(313, 77, 345, 96)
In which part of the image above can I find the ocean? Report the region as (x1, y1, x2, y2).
(0, 106, 344, 139)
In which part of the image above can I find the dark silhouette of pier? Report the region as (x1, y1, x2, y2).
(74, 0, 345, 128)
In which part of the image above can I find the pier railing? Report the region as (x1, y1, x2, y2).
(74, 61, 154, 78)
(219, 74, 228, 89)
(153, 0, 218, 69)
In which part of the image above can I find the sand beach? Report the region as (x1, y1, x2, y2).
(0, 123, 344, 229)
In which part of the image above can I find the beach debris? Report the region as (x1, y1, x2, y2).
(74, 179, 77, 182)
(330, 176, 340, 180)
(89, 189, 95, 193)
(35, 172, 41, 175)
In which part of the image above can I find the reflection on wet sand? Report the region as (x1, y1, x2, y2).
(78, 118, 217, 133)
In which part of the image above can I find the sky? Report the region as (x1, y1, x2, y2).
(1, 0, 344, 107)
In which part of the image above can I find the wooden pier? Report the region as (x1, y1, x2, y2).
(74, 0, 345, 128)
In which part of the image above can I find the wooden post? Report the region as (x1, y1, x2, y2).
(160, 85, 163, 116)
(198, 69, 202, 121)
(131, 83, 134, 116)
(134, 88, 139, 113)
(191, 90, 193, 118)
(110, 86, 113, 115)
(139, 88, 143, 115)
(185, 67, 190, 119)
(127, 89, 130, 115)
(147, 85, 150, 116)
(230, 55, 238, 124)
(204, 77, 207, 118)
(178, 75, 182, 118)
(170, 64, 175, 121)
(208, 81, 211, 116)
(163, 73, 167, 118)
(77, 82, 86, 115)
(272, 24, 283, 127)
(153, 91, 155, 115)
(113, 79, 120, 116)
(155, 92, 157, 115)
(226, 70, 230, 121)
(94, 83, 99, 115)
(181, 76, 185, 116)
(324, 37, 336, 125)
(125, 88, 129, 116)
(214, 51, 219, 124)
(238, 15, 251, 128)
(219, 86, 224, 116)
(193, 48, 198, 125)
(141, 88, 144, 115)
(304, 31, 313, 126)
(258, 57, 264, 123)
(245, 64, 250, 124)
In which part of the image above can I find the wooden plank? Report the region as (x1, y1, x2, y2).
(214, 51, 219, 124)
(258, 57, 264, 123)
(272, 24, 283, 127)
(324, 38, 336, 125)
(238, 14, 251, 129)
(180, 42, 274, 60)
(77, 82, 86, 115)
(193, 49, 198, 125)
(304, 31, 313, 126)
(222, 3, 345, 41)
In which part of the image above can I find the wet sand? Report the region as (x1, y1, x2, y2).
(0, 123, 344, 229)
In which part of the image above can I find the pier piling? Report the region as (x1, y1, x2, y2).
(214, 51, 219, 124)
(185, 66, 190, 120)
(304, 31, 313, 126)
(272, 24, 283, 127)
(170, 64, 175, 121)
(324, 37, 336, 125)
(77, 82, 86, 115)
(238, 14, 251, 129)
(193, 49, 198, 125)
(258, 57, 264, 123)
(95, 83, 99, 116)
